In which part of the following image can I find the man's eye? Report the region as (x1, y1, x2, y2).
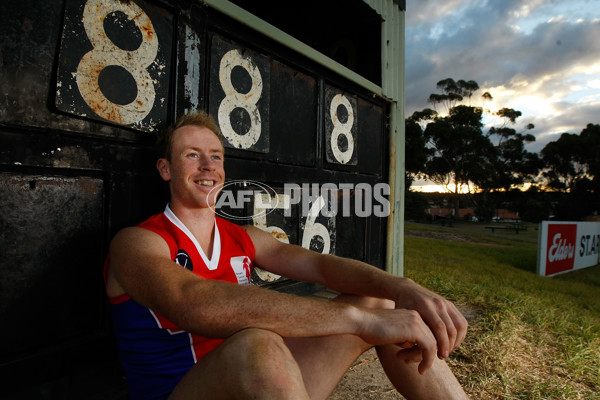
(212, 155, 223, 161)
(187, 153, 199, 158)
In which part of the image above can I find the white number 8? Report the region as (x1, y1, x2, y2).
(218, 49, 263, 149)
(76, 0, 158, 125)
(330, 94, 355, 164)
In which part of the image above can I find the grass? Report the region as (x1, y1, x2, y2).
(404, 222, 600, 400)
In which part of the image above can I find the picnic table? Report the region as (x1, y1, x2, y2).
(485, 223, 527, 234)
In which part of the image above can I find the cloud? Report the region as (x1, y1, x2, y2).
(405, 0, 600, 153)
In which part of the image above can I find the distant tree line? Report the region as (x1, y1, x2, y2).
(405, 78, 600, 222)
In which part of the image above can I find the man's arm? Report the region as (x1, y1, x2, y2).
(244, 225, 468, 360)
(107, 226, 439, 372)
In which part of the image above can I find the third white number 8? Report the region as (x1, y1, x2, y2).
(330, 94, 355, 164)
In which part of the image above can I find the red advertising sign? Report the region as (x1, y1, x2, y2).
(545, 223, 577, 275)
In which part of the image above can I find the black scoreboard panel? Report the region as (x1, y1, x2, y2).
(0, 0, 390, 397)
(55, 0, 174, 132)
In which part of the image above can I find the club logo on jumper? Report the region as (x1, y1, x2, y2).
(175, 249, 193, 271)
(230, 256, 252, 285)
(546, 224, 577, 275)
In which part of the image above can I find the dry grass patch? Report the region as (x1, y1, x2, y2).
(405, 223, 600, 400)
(450, 315, 598, 399)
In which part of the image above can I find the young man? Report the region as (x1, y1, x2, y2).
(105, 111, 469, 400)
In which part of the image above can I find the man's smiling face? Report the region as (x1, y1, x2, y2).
(158, 125, 225, 211)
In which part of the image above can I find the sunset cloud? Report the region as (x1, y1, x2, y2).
(405, 0, 600, 154)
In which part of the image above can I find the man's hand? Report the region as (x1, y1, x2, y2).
(393, 278, 468, 360)
(358, 308, 438, 374)
(244, 225, 467, 363)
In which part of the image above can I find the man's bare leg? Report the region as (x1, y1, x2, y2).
(284, 295, 389, 400)
(284, 332, 371, 399)
(169, 328, 310, 400)
(170, 294, 468, 400)
(169, 295, 395, 400)
(286, 294, 469, 400)
(376, 344, 470, 399)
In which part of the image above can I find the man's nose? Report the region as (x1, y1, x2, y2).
(197, 153, 215, 170)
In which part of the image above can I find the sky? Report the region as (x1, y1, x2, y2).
(404, 0, 600, 191)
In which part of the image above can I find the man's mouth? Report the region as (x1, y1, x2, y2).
(197, 180, 215, 187)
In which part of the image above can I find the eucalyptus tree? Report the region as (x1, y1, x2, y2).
(487, 107, 542, 192)
(578, 123, 600, 186)
(541, 123, 600, 219)
(423, 104, 496, 195)
(421, 79, 498, 217)
(541, 132, 586, 191)
(406, 78, 543, 219)
(541, 124, 600, 191)
(404, 110, 432, 187)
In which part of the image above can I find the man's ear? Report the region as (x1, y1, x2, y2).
(157, 158, 171, 181)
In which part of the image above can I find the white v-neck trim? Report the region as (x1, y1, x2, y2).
(164, 205, 221, 270)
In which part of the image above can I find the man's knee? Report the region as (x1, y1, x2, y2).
(171, 329, 307, 399)
(223, 329, 306, 396)
(225, 328, 291, 363)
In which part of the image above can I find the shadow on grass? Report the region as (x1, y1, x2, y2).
(552, 264, 600, 287)
(473, 244, 538, 274)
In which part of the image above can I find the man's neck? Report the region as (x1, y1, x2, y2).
(168, 202, 216, 258)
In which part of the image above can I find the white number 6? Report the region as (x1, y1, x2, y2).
(301, 196, 331, 254)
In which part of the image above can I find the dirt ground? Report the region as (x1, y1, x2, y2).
(328, 347, 405, 400)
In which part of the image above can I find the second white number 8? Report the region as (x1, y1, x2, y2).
(218, 49, 263, 149)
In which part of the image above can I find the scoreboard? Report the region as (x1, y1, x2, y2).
(0, 0, 405, 397)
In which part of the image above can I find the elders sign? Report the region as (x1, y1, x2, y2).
(538, 221, 600, 277)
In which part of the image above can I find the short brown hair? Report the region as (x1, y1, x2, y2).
(157, 111, 223, 161)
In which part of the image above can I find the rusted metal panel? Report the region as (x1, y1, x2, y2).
(268, 60, 317, 167)
(0, 1, 64, 129)
(0, 127, 157, 173)
(178, 21, 205, 115)
(0, 173, 104, 356)
(108, 169, 170, 231)
(357, 96, 387, 175)
(55, 0, 174, 132)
